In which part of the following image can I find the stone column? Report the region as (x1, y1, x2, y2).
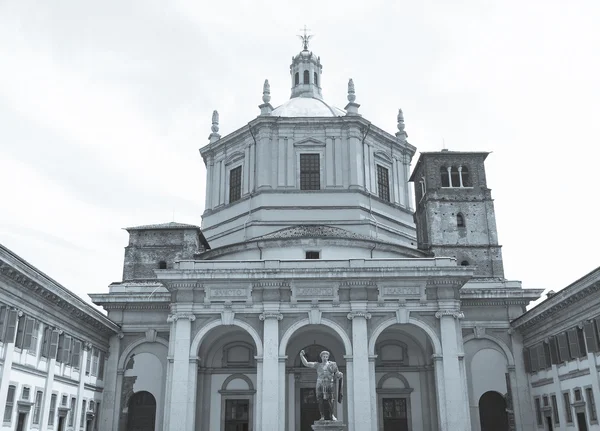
(166, 312, 195, 431)
(432, 354, 446, 430)
(509, 331, 535, 431)
(260, 311, 282, 431)
(73, 344, 90, 431)
(98, 334, 121, 431)
(368, 355, 377, 431)
(348, 311, 373, 431)
(436, 310, 470, 431)
(0, 310, 18, 423)
(344, 357, 354, 431)
(255, 357, 263, 430)
(40, 355, 56, 431)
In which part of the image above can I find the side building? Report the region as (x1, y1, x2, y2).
(0, 245, 119, 431)
(512, 267, 600, 431)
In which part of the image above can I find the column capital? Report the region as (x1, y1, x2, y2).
(167, 313, 196, 323)
(347, 311, 372, 320)
(431, 353, 443, 362)
(259, 312, 283, 321)
(83, 342, 92, 352)
(435, 310, 464, 319)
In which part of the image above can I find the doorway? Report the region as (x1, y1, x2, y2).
(576, 412, 588, 431)
(382, 398, 408, 431)
(545, 416, 553, 431)
(57, 416, 65, 431)
(127, 391, 156, 431)
(16, 413, 27, 431)
(300, 388, 321, 431)
(479, 391, 508, 431)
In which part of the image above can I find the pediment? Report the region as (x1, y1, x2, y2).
(293, 137, 326, 147)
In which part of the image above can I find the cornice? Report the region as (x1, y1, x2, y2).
(0, 259, 119, 335)
(102, 303, 170, 311)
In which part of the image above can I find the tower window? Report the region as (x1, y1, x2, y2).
(314, 72, 318, 86)
(457, 213, 465, 227)
(303, 70, 310, 84)
(295, 72, 299, 85)
(461, 166, 471, 187)
(461, 260, 469, 266)
(376, 165, 390, 202)
(440, 166, 450, 187)
(305, 251, 320, 259)
(300, 154, 320, 190)
(450, 167, 460, 187)
(229, 166, 242, 203)
(158, 261, 167, 269)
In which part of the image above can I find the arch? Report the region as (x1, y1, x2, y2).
(127, 391, 156, 431)
(478, 391, 508, 431)
(461, 166, 471, 187)
(463, 333, 515, 366)
(279, 318, 352, 357)
(189, 318, 263, 358)
(303, 70, 310, 84)
(456, 213, 465, 228)
(221, 373, 255, 392)
(377, 372, 411, 389)
(440, 166, 450, 187)
(461, 260, 469, 266)
(222, 341, 255, 367)
(369, 317, 441, 356)
(295, 72, 299, 85)
(117, 336, 169, 370)
(225, 151, 245, 165)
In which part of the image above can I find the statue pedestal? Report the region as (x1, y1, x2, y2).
(311, 420, 348, 431)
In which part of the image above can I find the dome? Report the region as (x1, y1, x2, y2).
(271, 96, 345, 117)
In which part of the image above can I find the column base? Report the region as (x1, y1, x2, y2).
(312, 420, 348, 431)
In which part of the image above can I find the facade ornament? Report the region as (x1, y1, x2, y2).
(435, 310, 465, 319)
(298, 25, 313, 51)
(209, 110, 221, 143)
(259, 312, 283, 321)
(262, 79, 271, 104)
(167, 313, 197, 323)
(396, 108, 408, 141)
(83, 342, 92, 351)
(347, 311, 372, 320)
(347, 79, 356, 103)
(345, 78, 360, 116)
(474, 326, 486, 338)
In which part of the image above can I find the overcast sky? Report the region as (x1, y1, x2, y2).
(1, 0, 598, 308)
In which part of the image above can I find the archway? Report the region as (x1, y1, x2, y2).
(478, 391, 508, 431)
(127, 391, 156, 431)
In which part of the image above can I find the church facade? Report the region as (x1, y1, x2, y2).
(86, 42, 542, 431)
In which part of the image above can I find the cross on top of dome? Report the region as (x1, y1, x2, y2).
(298, 25, 313, 51)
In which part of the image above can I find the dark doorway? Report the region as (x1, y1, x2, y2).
(576, 412, 588, 431)
(127, 391, 156, 431)
(300, 388, 321, 431)
(57, 416, 65, 431)
(479, 391, 508, 431)
(545, 416, 553, 431)
(16, 413, 27, 431)
(382, 398, 408, 431)
(224, 399, 249, 431)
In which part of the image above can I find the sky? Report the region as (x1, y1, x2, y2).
(1, 0, 599, 309)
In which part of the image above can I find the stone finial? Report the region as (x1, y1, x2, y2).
(262, 79, 271, 104)
(344, 78, 360, 116)
(209, 110, 221, 143)
(347, 79, 356, 103)
(259, 79, 273, 116)
(396, 108, 408, 141)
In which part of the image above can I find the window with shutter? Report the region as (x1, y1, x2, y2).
(33, 390, 43, 424)
(48, 393, 57, 426)
(68, 397, 76, 426)
(0, 306, 6, 342)
(577, 327, 587, 357)
(98, 351, 105, 379)
(3, 385, 15, 422)
(584, 321, 600, 353)
(14, 315, 25, 348)
(86, 349, 92, 375)
(563, 392, 573, 422)
(49, 330, 60, 360)
(22, 317, 35, 350)
(551, 395, 560, 424)
(41, 327, 51, 358)
(71, 340, 81, 369)
(523, 348, 532, 373)
(80, 400, 86, 427)
(537, 344, 547, 369)
(62, 336, 72, 365)
(567, 328, 581, 359)
(530, 346, 539, 371)
(543, 343, 551, 369)
(549, 336, 560, 364)
(557, 332, 570, 362)
(4, 310, 18, 344)
(29, 321, 40, 354)
(91, 348, 99, 376)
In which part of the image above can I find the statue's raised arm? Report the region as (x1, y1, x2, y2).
(299, 349, 317, 368)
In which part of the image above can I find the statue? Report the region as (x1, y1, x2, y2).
(300, 349, 343, 421)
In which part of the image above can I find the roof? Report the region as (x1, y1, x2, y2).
(271, 96, 345, 117)
(125, 221, 201, 231)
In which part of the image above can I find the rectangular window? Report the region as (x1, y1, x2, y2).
(575, 389, 582, 401)
(80, 400, 86, 427)
(86, 348, 92, 375)
(41, 326, 51, 358)
(529, 346, 539, 372)
(98, 351, 105, 379)
(564, 392, 573, 423)
(584, 321, 600, 353)
(91, 348, 99, 377)
(549, 336, 560, 364)
(28, 320, 40, 354)
(224, 399, 249, 431)
(551, 395, 560, 424)
(33, 390, 43, 424)
(14, 315, 25, 348)
(537, 344, 547, 369)
(377, 165, 390, 202)
(300, 153, 320, 190)
(534, 397, 542, 426)
(69, 397, 76, 426)
(95, 402, 100, 431)
(58, 335, 72, 365)
(48, 393, 57, 426)
(3, 385, 15, 422)
(4, 309, 18, 343)
(71, 340, 82, 369)
(586, 388, 598, 421)
(62, 395, 68, 406)
(567, 328, 582, 359)
(228, 166, 242, 203)
(22, 386, 30, 401)
(523, 348, 532, 373)
(543, 342, 551, 368)
(305, 251, 320, 259)
(557, 332, 570, 362)
(49, 330, 60, 360)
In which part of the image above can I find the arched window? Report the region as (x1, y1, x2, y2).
(295, 72, 299, 85)
(461, 260, 469, 266)
(314, 72, 318, 86)
(450, 166, 460, 187)
(158, 261, 167, 269)
(461, 166, 471, 187)
(440, 166, 450, 187)
(303, 70, 310, 84)
(457, 213, 465, 228)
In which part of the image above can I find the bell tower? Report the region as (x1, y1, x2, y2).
(409, 150, 504, 278)
(289, 26, 323, 100)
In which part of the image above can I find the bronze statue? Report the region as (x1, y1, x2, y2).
(300, 349, 343, 421)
